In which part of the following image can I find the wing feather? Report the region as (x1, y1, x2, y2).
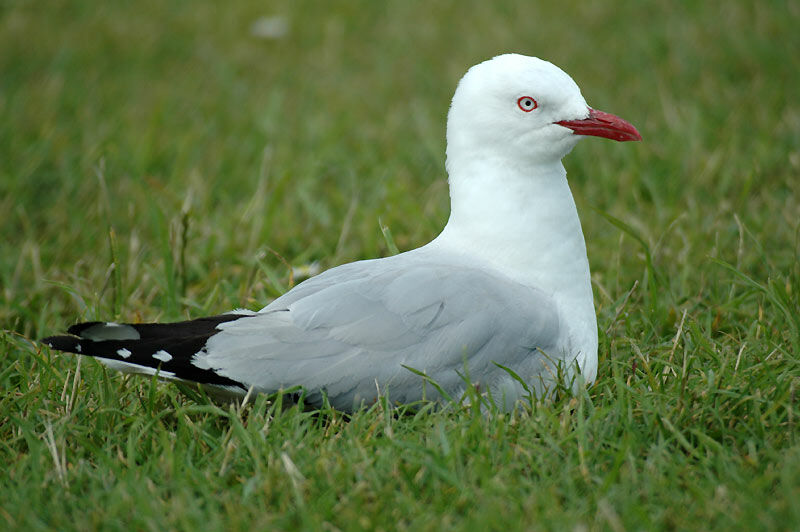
(204, 252, 561, 409)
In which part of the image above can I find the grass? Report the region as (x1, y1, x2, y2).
(2, 0, 799, 529)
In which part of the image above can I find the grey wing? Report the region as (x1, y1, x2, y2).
(201, 255, 561, 409)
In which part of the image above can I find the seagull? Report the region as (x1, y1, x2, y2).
(42, 54, 641, 411)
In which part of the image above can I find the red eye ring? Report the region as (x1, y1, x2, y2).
(517, 96, 538, 112)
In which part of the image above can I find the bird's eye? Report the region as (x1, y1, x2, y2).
(517, 96, 538, 112)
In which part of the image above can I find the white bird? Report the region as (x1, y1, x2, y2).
(43, 54, 641, 411)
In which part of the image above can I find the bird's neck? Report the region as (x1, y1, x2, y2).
(433, 158, 592, 306)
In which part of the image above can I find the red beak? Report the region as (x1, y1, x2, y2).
(556, 108, 642, 142)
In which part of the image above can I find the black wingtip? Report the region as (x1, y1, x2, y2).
(40, 335, 82, 354)
(41, 320, 251, 391)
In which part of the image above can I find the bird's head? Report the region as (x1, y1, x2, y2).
(446, 54, 641, 171)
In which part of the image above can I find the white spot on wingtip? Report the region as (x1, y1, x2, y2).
(153, 350, 172, 362)
(75, 343, 81, 353)
(117, 348, 132, 359)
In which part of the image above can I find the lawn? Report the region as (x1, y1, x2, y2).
(2, 1, 799, 530)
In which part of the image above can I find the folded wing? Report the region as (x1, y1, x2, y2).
(202, 253, 562, 409)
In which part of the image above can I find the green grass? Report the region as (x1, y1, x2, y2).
(2, 0, 800, 529)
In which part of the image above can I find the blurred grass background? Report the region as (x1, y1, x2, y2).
(2, 1, 800, 530)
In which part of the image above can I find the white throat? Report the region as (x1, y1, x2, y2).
(428, 156, 598, 380)
(437, 159, 589, 291)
